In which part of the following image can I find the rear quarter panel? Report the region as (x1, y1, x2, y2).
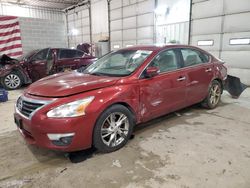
(212, 57, 227, 83)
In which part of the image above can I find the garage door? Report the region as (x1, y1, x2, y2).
(110, 0, 155, 50)
(190, 0, 250, 85)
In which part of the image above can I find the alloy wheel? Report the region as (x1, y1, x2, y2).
(101, 112, 129, 147)
(209, 84, 221, 106)
(4, 74, 21, 89)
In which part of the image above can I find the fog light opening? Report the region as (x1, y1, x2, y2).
(60, 136, 74, 145)
(47, 133, 75, 146)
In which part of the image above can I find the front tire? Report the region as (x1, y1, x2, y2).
(202, 80, 222, 109)
(1, 71, 23, 90)
(93, 105, 134, 153)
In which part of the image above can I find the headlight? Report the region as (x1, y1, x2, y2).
(47, 96, 94, 118)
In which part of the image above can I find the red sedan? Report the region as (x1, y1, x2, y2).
(14, 45, 227, 152)
(0, 48, 96, 90)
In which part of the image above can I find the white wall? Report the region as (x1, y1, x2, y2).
(19, 17, 67, 54)
(156, 0, 190, 24)
(91, 0, 109, 42)
(0, 3, 67, 55)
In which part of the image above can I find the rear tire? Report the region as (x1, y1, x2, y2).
(202, 80, 222, 109)
(93, 105, 134, 153)
(1, 71, 23, 90)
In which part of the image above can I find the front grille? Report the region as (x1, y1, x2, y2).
(17, 97, 45, 118)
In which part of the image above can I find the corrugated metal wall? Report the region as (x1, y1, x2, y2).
(65, 0, 190, 50)
(190, 0, 250, 85)
(110, 0, 155, 50)
(65, 0, 109, 49)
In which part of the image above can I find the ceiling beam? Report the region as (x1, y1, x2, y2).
(29, 0, 78, 5)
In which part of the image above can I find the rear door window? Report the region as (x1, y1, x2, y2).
(76, 50, 85, 58)
(181, 49, 210, 67)
(59, 49, 77, 59)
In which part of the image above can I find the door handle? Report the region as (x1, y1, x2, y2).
(205, 68, 212, 72)
(74, 59, 80, 62)
(177, 76, 186, 81)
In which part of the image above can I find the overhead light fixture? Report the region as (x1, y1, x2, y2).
(71, 28, 78, 36)
(113, 45, 120, 49)
(229, 38, 250, 45)
(126, 44, 133, 47)
(197, 40, 214, 46)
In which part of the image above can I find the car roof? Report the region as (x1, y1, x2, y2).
(122, 44, 204, 52)
(50, 48, 81, 51)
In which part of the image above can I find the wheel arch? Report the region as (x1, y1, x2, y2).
(91, 101, 137, 130)
(11, 68, 28, 83)
(213, 77, 224, 93)
(110, 102, 137, 123)
(94, 101, 137, 126)
(91, 101, 137, 150)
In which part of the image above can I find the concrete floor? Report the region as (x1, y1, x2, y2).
(0, 88, 250, 188)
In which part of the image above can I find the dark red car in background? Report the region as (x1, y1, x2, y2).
(14, 45, 227, 153)
(0, 48, 96, 90)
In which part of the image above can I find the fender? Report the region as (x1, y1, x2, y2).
(89, 83, 141, 124)
(0, 64, 31, 84)
(13, 66, 32, 84)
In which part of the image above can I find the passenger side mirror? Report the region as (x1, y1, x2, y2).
(145, 67, 159, 78)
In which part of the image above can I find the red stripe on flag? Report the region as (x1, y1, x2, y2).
(0, 29, 20, 37)
(0, 37, 22, 45)
(0, 16, 17, 21)
(0, 22, 19, 29)
(5, 51, 23, 57)
(0, 44, 22, 52)
(0, 16, 22, 57)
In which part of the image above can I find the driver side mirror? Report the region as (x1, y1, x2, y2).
(145, 67, 159, 78)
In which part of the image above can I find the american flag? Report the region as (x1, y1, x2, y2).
(0, 16, 23, 58)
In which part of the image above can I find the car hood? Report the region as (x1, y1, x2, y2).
(26, 71, 120, 97)
(0, 54, 19, 66)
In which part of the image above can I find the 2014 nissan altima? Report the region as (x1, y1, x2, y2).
(14, 45, 227, 153)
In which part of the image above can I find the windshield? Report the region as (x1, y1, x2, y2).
(83, 50, 152, 77)
(17, 50, 39, 61)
